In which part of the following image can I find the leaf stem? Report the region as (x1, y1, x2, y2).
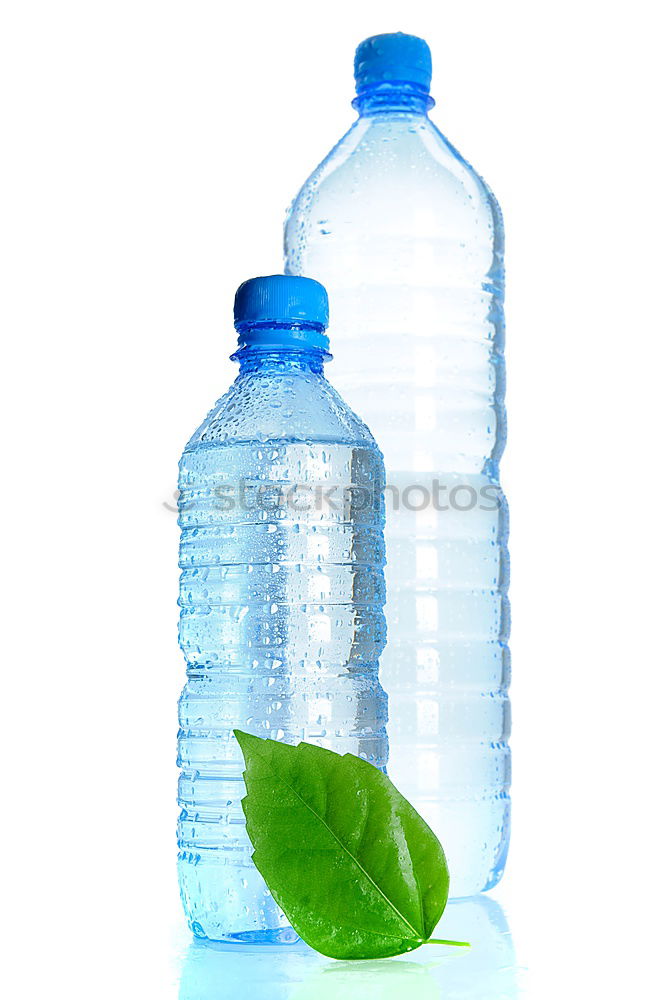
(424, 938, 471, 948)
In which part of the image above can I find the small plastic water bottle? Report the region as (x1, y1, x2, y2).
(285, 33, 511, 896)
(177, 275, 388, 941)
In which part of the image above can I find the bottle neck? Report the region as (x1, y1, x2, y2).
(232, 341, 329, 375)
(232, 321, 330, 374)
(352, 82, 434, 117)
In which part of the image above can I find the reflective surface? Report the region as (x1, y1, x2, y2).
(177, 896, 522, 999)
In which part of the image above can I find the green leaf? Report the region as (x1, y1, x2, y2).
(234, 730, 468, 960)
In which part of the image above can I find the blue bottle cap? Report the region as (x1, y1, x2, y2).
(233, 275, 330, 351)
(354, 32, 432, 94)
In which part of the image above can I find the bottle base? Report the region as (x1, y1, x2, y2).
(190, 922, 300, 945)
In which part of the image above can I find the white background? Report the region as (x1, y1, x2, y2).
(2, 1, 662, 997)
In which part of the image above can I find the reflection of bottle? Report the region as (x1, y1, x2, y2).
(177, 897, 519, 1000)
(177, 275, 388, 941)
(178, 940, 316, 1000)
(427, 896, 519, 998)
(285, 32, 511, 897)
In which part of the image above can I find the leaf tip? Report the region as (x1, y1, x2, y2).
(233, 728, 252, 752)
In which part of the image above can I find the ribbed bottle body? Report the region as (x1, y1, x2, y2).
(177, 366, 388, 939)
(285, 110, 510, 896)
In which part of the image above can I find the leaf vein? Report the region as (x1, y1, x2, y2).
(265, 765, 422, 941)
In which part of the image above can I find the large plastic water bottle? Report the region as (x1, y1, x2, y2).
(177, 275, 388, 941)
(285, 33, 510, 896)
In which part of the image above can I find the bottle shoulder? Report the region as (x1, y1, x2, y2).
(286, 114, 502, 233)
(182, 368, 380, 454)
(285, 114, 504, 289)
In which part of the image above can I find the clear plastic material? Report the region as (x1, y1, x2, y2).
(285, 75, 510, 897)
(177, 336, 388, 940)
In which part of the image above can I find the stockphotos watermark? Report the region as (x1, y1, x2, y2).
(163, 479, 503, 514)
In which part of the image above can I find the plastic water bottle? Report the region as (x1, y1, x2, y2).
(284, 33, 510, 896)
(177, 275, 388, 941)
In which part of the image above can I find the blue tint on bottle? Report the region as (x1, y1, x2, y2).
(284, 35, 511, 897)
(177, 276, 388, 941)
